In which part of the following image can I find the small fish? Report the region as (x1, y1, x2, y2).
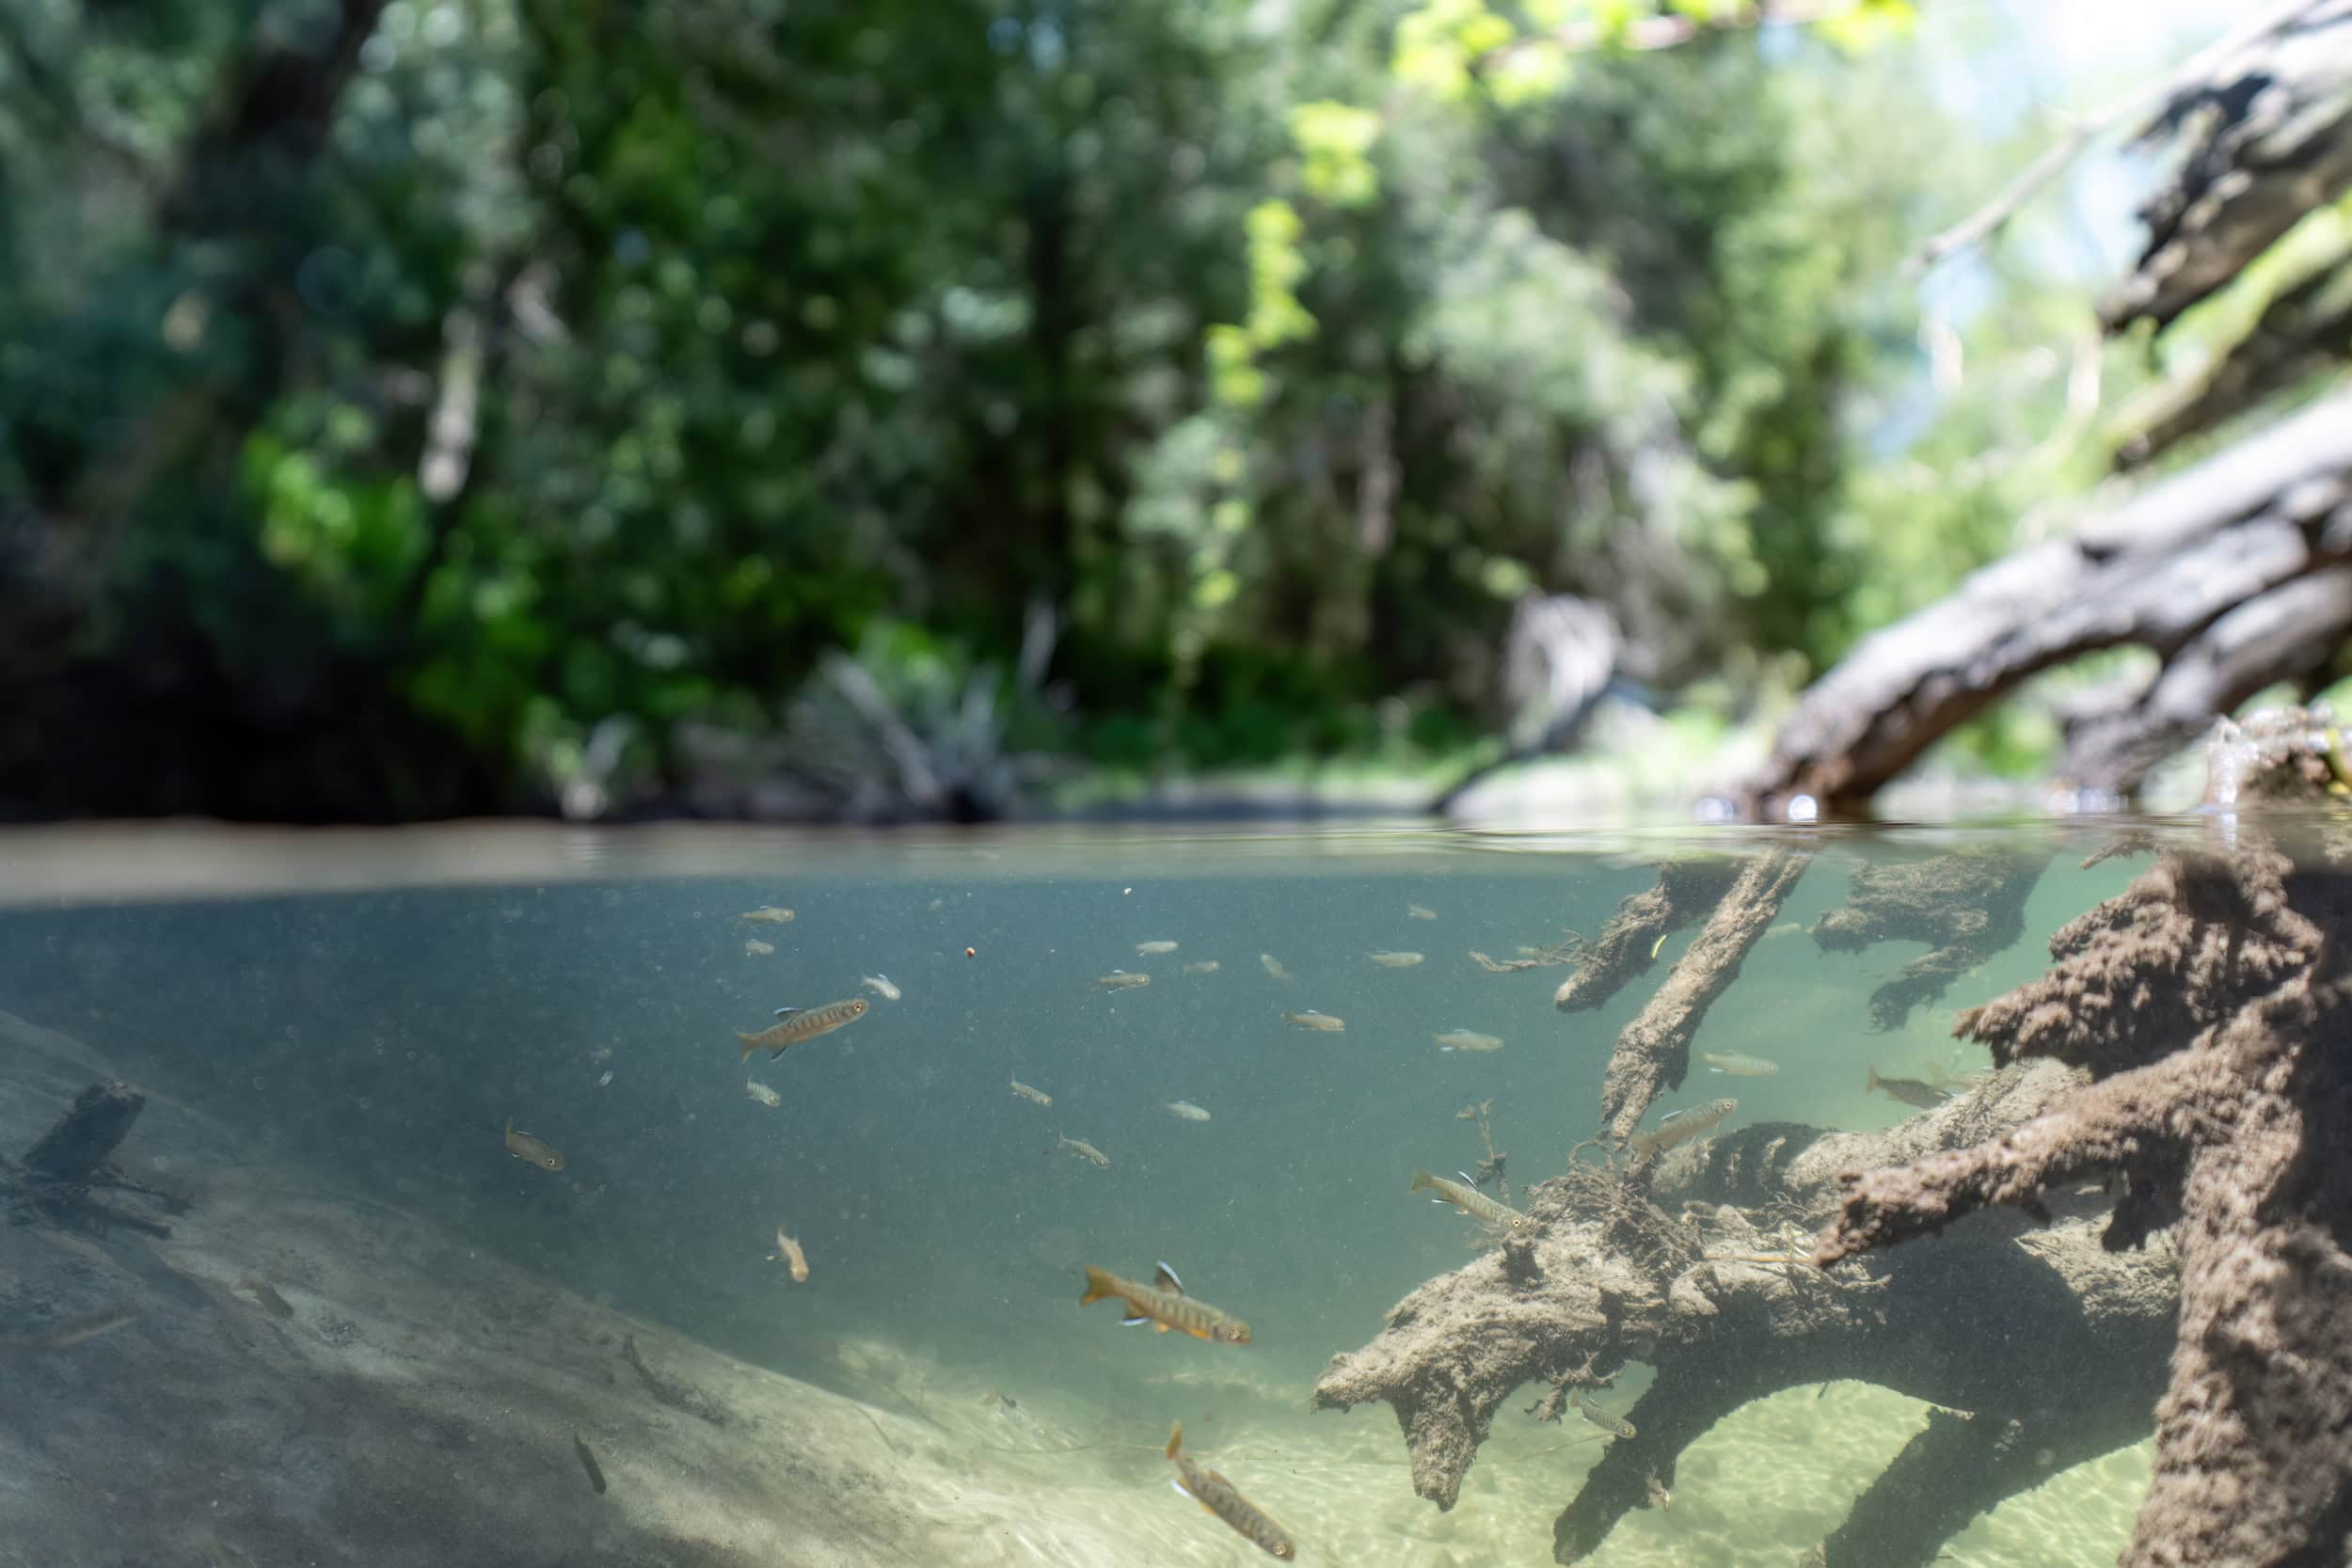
(1259, 953, 1294, 981)
(1081, 1261, 1250, 1342)
(1867, 1067, 1954, 1110)
(1166, 1101, 1213, 1122)
(1628, 1098, 1738, 1158)
(1009, 1080, 1054, 1108)
(503, 1117, 565, 1172)
(1095, 970, 1152, 990)
(0, 1307, 140, 1354)
(238, 1275, 294, 1319)
(739, 906, 795, 924)
(1055, 1133, 1111, 1169)
(1409, 1168, 1536, 1234)
(1433, 1028, 1503, 1053)
(744, 939, 775, 956)
(1368, 951, 1424, 968)
(774, 1228, 810, 1282)
(1182, 960, 1221, 974)
(1282, 1010, 1344, 1033)
(573, 1433, 608, 1495)
(737, 997, 869, 1060)
(1407, 904, 1438, 920)
(1700, 1051, 1780, 1077)
(1571, 1390, 1637, 1440)
(745, 1080, 782, 1108)
(1166, 1420, 1295, 1560)
(1136, 940, 1180, 955)
(860, 974, 902, 1001)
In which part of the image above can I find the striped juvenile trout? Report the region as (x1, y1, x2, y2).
(1409, 1168, 1536, 1234)
(736, 997, 868, 1060)
(1166, 1421, 1295, 1560)
(1628, 1097, 1738, 1158)
(1571, 1390, 1636, 1440)
(1080, 1262, 1250, 1343)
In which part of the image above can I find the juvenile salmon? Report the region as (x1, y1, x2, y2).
(1628, 1098, 1737, 1158)
(736, 997, 868, 1060)
(1166, 1421, 1295, 1559)
(1081, 1262, 1249, 1343)
(1410, 1168, 1535, 1234)
(503, 1117, 565, 1171)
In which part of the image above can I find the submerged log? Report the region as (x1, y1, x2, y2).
(1811, 850, 2047, 1031)
(21, 1082, 145, 1182)
(1553, 859, 1741, 1013)
(1311, 1063, 2175, 1564)
(1820, 832, 2352, 1567)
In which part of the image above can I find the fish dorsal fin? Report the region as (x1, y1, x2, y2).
(1153, 1261, 1185, 1294)
(772, 1006, 803, 1019)
(1658, 1107, 1688, 1124)
(1206, 1467, 1235, 1489)
(1121, 1313, 1152, 1326)
(1457, 1170, 1478, 1187)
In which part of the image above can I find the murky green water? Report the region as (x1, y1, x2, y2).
(0, 824, 2184, 1566)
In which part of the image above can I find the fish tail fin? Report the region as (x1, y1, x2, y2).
(1166, 1420, 1184, 1460)
(1409, 1168, 1437, 1194)
(738, 1033, 761, 1062)
(1080, 1265, 1117, 1307)
(1866, 1066, 1881, 1093)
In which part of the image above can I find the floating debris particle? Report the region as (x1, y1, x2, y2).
(1136, 940, 1180, 956)
(1407, 904, 1438, 921)
(503, 1117, 565, 1172)
(1699, 1051, 1780, 1077)
(1649, 931, 1671, 959)
(573, 1433, 608, 1495)
(1055, 1133, 1111, 1169)
(1282, 1010, 1344, 1033)
(739, 906, 795, 925)
(736, 997, 868, 1060)
(0, 1307, 140, 1354)
(744, 939, 775, 956)
(861, 974, 902, 1001)
(1182, 960, 1222, 975)
(1409, 1168, 1535, 1234)
(1866, 1067, 1953, 1110)
(1628, 1098, 1738, 1159)
(1082, 1262, 1249, 1343)
(596, 1069, 613, 1088)
(587, 1045, 614, 1065)
(1433, 1029, 1503, 1053)
(1166, 1420, 1295, 1559)
(1368, 951, 1425, 968)
(1010, 1080, 1054, 1108)
(1259, 953, 1295, 981)
(775, 1228, 810, 1282)
(745, 1080, 782, 1109)
(1571, 1390, 1637, 1440)
(1166, 1101, 1213, 1122)
(238, 1275, 294, 1319)
(1095, 971, 1152, 990)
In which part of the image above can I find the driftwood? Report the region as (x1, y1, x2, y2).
(1737, 387, 2352, 815)
(1811, 849, 2046, 1031)
(2, 1082, 180, 1238)
(2098, 0, 2352, 335)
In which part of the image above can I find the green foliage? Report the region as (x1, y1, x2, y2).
(0, 0, 2212, 815)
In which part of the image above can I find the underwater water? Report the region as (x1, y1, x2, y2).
(0, 823, 2184, 1567)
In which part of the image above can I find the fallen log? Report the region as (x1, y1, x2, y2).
(1736, 388, 2352, 816)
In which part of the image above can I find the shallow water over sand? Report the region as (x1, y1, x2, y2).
(0, 823, 2178, 1565)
